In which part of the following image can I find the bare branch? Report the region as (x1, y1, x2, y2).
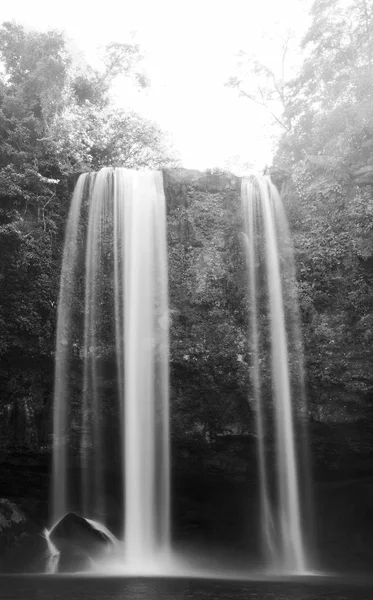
(239, 84, 292, 132)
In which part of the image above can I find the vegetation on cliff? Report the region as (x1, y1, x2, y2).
(0, 22, 179, 449)
(1, 1, 373, 456)
(229, 0, 373, 424)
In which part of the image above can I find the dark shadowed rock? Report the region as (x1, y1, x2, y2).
(162, 168, 241, 210)
(48, 512, 116, 572)
(0, 498, 46, 573)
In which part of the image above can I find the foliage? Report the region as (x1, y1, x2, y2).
(227, 0, 373, 423)
(5, 0, 373, 458)
(0, 21, 179, 447)
(273, 0, 373, 420)
(226, 29, 298, 134)
(167, 185, 252, 443)
(90, 108, 178, 169)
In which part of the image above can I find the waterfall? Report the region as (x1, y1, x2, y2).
(52, 166, 312, 576)
(241, 175, 310, 573)
(52, 173, 88, 523)
(52, 167, 170, 569)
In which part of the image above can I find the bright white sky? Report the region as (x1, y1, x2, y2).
(1, 0, 311, 171)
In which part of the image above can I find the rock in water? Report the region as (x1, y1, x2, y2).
(48, 513, 116, 572)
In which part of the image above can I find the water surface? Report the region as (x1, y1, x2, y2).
(1, 576, 373, 600)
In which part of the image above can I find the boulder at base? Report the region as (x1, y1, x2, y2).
(48, 512, 116, 573)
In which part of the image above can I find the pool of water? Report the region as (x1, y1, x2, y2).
(1, 576, 373, 600)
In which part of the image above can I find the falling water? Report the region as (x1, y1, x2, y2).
(53, 167, 311, 575)
(241, 176, 309, 573)
(52, 167, 170, 569)
(52, 173, 88, 522)
(118, 170, 170, 568)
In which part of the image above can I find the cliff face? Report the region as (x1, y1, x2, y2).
(1, 167, 372, 460)
(2, 168, 373, 573)
(163, 170, 251, 449)
(164, 169, 373, 428)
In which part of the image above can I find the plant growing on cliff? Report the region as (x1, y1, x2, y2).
(228, 0, 373, 422)
(0, 21, 179, 447)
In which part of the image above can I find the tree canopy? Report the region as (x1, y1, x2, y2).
(229, 0, 373, 422)
(0, 21, 179, 448)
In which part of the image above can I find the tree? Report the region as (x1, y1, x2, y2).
(0, 21, 179, 448)
(89, 108, 180, 169)
(226, 29, 298, 134)
(270, 0, 373, 421)
(227, 0, 373, 422)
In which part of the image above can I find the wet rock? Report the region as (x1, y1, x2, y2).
(48, 512, 117, 573)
